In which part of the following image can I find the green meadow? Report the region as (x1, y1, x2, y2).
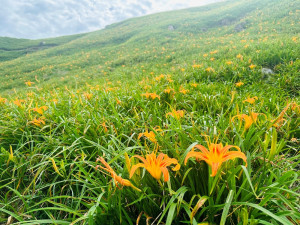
(0, 0, 299, 224)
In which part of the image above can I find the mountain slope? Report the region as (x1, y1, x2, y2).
(0, 34, 86, 62)
(0, 0, 299, 94)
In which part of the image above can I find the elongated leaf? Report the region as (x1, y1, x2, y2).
(166, 203, 177, 225)
(234, 202, 294, 225)
(220, 190, 234, 225)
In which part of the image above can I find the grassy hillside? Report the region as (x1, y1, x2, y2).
(0, 34, 86, 62)
(0, 0, 299, 94)
(0, 0, 299, 224)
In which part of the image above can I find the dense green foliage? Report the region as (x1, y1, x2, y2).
(0, 0, 299, 224)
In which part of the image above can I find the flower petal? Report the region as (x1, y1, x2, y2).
(161, 167, 170, 182)
(133, 155, 147, 164)
(184, 151, 208, 165)
(222, 145, 241, 154)
(194, 145, 210, 155)
(130, 163, 146, 178)
(211, 162, 221, 177)
(222, 151, 247, 166)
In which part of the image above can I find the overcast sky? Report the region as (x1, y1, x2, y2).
(0, 0, 222, 39)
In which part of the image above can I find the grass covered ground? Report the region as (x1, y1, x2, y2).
(0, 0, 299, 224)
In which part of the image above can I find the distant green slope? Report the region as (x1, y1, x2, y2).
(0, 34, 87, 62)
(0, 0, 299, 94)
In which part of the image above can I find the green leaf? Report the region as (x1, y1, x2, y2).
(220, 190, 234, 225)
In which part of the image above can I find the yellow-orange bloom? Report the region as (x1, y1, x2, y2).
(96, 157, 140, 191)
(31, 106, 48, 115)
(102, 122, 108, 133)
(13, 99, 25, 107)
(192, 64, 202, 68)
(166, 109, 184, 119)
(155, 74, 164, 81)
(115, 97, 122, 105)
(232, 112, 265, 129)
(83, 92, 93, 100)
(25, 81, 34, 87)
(185, 143, 247, 177)
(142, 92, 160, 100)
(164, 88, 174, 94)
(290, 102, 300, 114)
(179, 87, 189, 94)
(138, 131, 156, 142)
(29, 117, 45, 127)
(235, 81, 244, 87)
(205, 67, 215, 72)
(271, 102, 292, 128)
(243, 96, 258, 104)
(130, 152, 180, 182)
(236, 54, 243, 60)
(0, 97, 7, 104)
(167, 78, 174, 83)
(249, 64, 256, 69)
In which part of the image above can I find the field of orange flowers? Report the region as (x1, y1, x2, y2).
(0, 0, 299, 224)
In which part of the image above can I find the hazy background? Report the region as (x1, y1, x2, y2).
(0, 0, 223, 39)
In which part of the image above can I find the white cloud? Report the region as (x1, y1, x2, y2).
(0, 0, 222, 39)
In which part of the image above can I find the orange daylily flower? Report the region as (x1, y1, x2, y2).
(138, 130, 156, 142)
(96, 157, 140, 191)
(167, 77, 174, 83)
(130, 152, 180, 182)
(83, 92, 93, 100)
(105, 87, 119, 92)
(155, 74, 165, 81)
(25, 81, 34, 87)
(290, 138, 298, 143)
(115, 97, 122, 105)
(236, 54, 243, 61)
(142, 92, 160, 100)
(271, 102, 293, 128)
(232, 112, 266, 129)
(29, 117, 45, 127)
(205, 67, 215, 72)
(179, 87, 189, 94)
(243, 96, 258, 104)
(192, 64, 202, 68)
(292, 36, 297, 43)
(0, 97, 7, 104)
(101, 122, 108, 133)
(185, 142, 247, 177)
(210, 50, 218, 54)
(249, 64, 256, 69)
(190, 83, 198, 87)
(13, 99, 25, 107)
(164, 88, 174, 94)
(290, 102, 300, 114)
(31, 106, 48, 115)
(166, 109, 184, 119)
(235, 81, 244, 87)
